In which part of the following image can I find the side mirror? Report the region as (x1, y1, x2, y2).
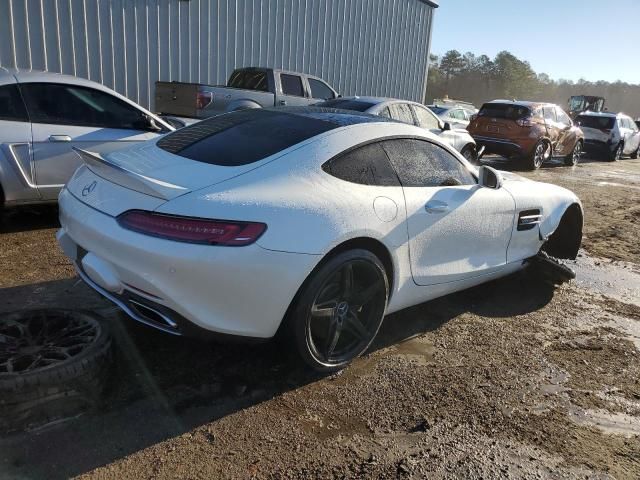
(478, 165, 503, 189)
(442, 121, 452, 131)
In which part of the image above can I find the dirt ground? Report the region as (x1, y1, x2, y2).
(1, 156, 639, 479)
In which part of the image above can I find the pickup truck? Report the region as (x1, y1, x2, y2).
(155, 67, 339, 119)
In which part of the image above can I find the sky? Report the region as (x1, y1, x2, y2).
(430, 0, 640, 84)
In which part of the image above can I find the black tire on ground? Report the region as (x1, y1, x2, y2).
(609, 143, 623, 162)
(460, 144, 477, 164)
(287, 249, 389, 372)
(526, 140, 548, 170)
(0, 310, 113, 432)
(528, 251, 576, 286)
(632, 146, 639, 159)
(564, 140, 582, 166)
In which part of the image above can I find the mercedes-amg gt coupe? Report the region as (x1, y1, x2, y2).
(57, 107, 583, 371)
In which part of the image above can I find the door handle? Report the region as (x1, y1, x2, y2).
(49, 135, 72, 142)
(425, 201, 449, 214)
(278, 100, 287, 106)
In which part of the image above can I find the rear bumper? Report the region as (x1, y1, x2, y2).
(470, 135, 527, 158)
(583, 139, 614, 154)
(57, 187, 321, 339)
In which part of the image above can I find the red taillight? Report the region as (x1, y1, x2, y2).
(117, 210, 266, 246)
(196, 91, 213, 110)
(516, 117, 533, 127)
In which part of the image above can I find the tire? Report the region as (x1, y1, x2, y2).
(460, 145, 477, 164)
(631, 146, 639, 159)
(564, 140, 582, 166)
(609, 143, 623, 162)
(0, 310, 113, 432)
(526, 140, 548, 170)
(528, 251, 576, 285)
(288, 249, 389, 372)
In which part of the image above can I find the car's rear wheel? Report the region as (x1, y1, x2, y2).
(609, 143, 623, 161)
(631, 145, 639, 159)
(564, 140, 582, 166)
(527, 140, 548, 170)
(289, 249, 388, 372)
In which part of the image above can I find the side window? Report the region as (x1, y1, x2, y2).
(308, 78, 335, 100)
(543, 106, 556, 123)
(322, 142, 400, 187)
(412, 105, 440, 130)
(556, 108, 571, 126)
(388, 103, 414, 125)
(280, 74, 304, 97)
(451, 109, 465, 120)
(20, 83, 149, 130)
(378, 107, 392, 119)
(0, 84, 29, 122)
(382, 138, 475, 187)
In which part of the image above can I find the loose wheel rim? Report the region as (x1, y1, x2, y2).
(534, 143, 545, 168)
(0, 311, 101, 375)
(306, 260, 385, 365)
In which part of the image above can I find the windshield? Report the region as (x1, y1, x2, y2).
(478, 103, 531, 120)
(575, 115, 615, 129)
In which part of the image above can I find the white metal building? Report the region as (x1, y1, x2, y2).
(0, 0, 437, 109)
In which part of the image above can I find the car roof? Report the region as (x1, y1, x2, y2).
(330, 96, 425, 107)
(0, 67, 106, 89)
(485, 99, 554, 108)
(575, 111, 621, 118)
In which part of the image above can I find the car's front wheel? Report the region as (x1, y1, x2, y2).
(609, 143, 623, 162)
(289, 249, 389, 372)
(564, 140, 582, 166)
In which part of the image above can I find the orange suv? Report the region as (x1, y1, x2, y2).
(467, 100, 584, 169)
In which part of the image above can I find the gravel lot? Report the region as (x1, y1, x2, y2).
(1, 157, 639, 479)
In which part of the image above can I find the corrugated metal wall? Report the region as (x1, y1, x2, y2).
(0, 0, 435, 109)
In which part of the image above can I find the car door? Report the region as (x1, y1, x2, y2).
(542, 106, 561, 153)
(0, 83, 39, 201)
(626, 117, 640, 154)
(554, 107, 576, 156)
(19, 82, 164, 200)
(382, 138, 515, 285)
(277, 73, 309, 107)
(411, 104, 460, 151)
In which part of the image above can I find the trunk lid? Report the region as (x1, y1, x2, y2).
(469, 102, 532, 139)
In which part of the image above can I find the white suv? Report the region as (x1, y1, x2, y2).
(576, 112, 640, 161)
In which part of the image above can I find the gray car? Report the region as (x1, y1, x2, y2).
(317, 96, 481, 161)
(0, 68, 174, 209)
(427, 104, 478, 130)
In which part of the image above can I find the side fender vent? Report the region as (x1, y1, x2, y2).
(518, 209, 542, 231)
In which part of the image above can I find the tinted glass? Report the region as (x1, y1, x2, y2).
(227, 69, 268, 91)
(382, 138, 475, 187)
(323, 142, 400, 186)
(389, 103, 414, 124)
(315, 99, 375, 112)
(157, 109, 336, 166)
(413, 105, 440, 130)
(0, 84, 28, 122)
(428, 106, 447, 115)
(308, 78, 335, 100)
(479, 103, 531, 120)
(21, 83, 148, 129)
(280, 74, 304, 96)
(575, 115, 615, 129)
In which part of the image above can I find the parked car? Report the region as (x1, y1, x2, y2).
(317, 96, 481, 161)
(155, 67, 339, 119)
(427, 104, 477, 129)
(575, 112, 640, 161)
(467, 100, 584, 170)
(0, 68, 174, 209)
(57, 107, 583, 371)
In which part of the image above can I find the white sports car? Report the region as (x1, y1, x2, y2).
(57, 107, 583, 371)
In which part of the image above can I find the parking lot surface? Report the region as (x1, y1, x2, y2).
(1, 157, 639, 479)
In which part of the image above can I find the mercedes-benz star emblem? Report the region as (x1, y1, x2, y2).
(82, 180, 97, 197)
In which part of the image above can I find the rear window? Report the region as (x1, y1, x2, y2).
(315, 99, 376, 112)
(479, 103, 531, 120)
(227, 69, 268, 92)
(157, 109, 336, 166)
(575, 115, 615, 130)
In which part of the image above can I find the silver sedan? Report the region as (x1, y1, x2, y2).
(317, 96, 481, 162)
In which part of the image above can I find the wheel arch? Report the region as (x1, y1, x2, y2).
(541, 202, 583, 260)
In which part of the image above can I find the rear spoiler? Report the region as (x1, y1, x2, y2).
(73, 148, 188, 200)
